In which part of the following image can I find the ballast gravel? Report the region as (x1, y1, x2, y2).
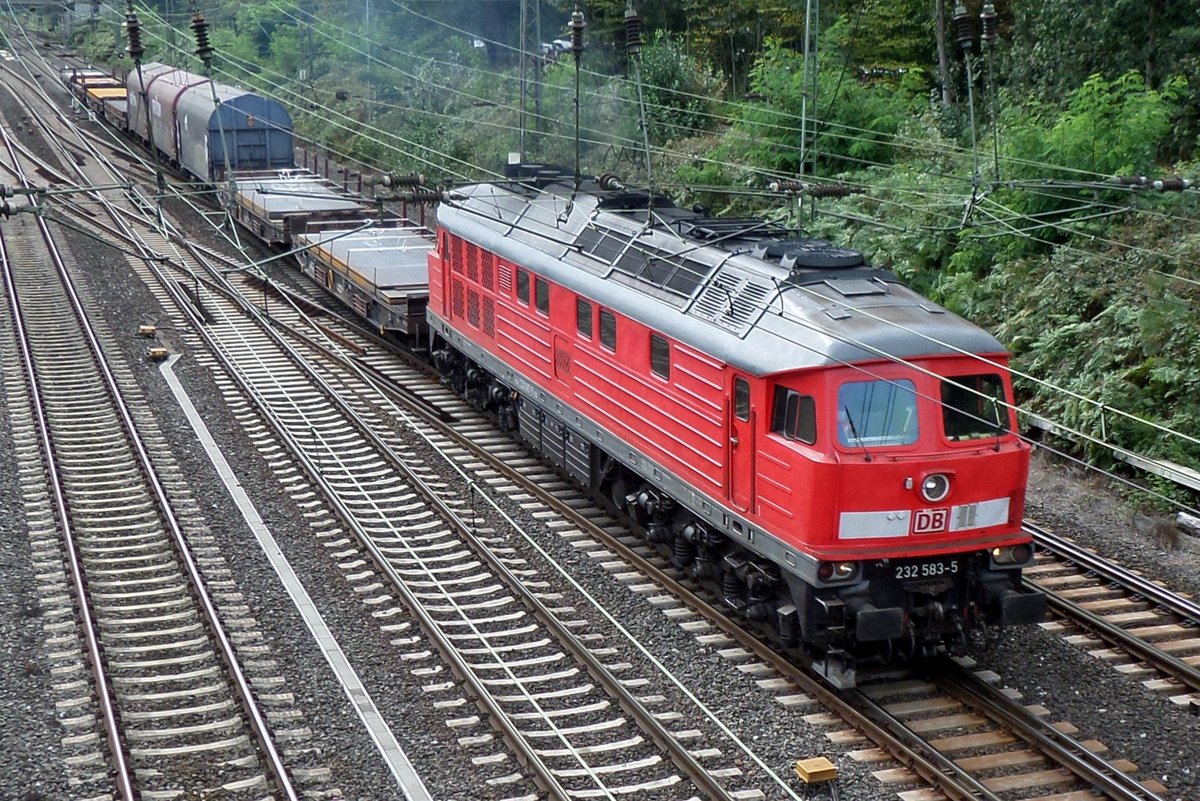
(63, 228, 514, 800)
(4, 62, 1200, 799)
(0, 325, 78, 801)
(968, 451, 1200, 801)
(26, 224, 1200, 801)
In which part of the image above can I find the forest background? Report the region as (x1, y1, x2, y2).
(30, 0, 1200, 499)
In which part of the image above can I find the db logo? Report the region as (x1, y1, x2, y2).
(913, 508, 949, 534)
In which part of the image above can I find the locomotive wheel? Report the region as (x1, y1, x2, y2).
(609, 475, 630, 514)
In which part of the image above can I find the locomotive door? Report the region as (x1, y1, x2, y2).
(728, 375, 755, 511)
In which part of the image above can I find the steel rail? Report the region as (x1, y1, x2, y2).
(1026, 521, 1200, 695)
(377, 392, 1170, 800)
(152, 239, 737, 799)
(17, 96, 728, 792)
(304, 330, 1174, 801)
(939, 658, 1166, 801)
(16, 37, 720, 796)
(0, 133, 137, 801)
(409, 431, 1007, 801)
(6, 87, 678, 796)
(253, 317, 1006, 801)
(1028, 520, 1200, 622)
(0, 89, 302, 801)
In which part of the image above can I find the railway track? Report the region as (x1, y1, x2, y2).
(173, 248, 1175, 801)
(0, 127, 306, 799)
(5, 33, 1195, 800)
(224, 261, 1183, 801)
(2, 73, 801, 796)
(1025, 521, 1200, 710)
(127, 220, 792, 799)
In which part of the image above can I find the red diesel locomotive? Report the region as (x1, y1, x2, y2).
(428, 163, 1045, 686)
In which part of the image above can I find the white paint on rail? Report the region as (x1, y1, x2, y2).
(159, 354, 432, 801)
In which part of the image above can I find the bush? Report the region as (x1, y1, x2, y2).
(635, 31, 724, 144)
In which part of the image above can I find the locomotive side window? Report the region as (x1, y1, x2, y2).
(516, 269, 530, 304)
(534, 277, 550, 314)
(599, 308, 617, 351)
(837, 379, 918, 447)
(734, 378, 750, 421)
(771, 387, 816, 444)
(577, 299, 593, 338)
(650, 334, 670, 379)
(941, 373, 1006, 441)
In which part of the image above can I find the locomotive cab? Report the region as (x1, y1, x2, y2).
(762, 358, 1046, 677)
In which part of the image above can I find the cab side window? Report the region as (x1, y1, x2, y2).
(734, 378, 750, 421)
(771, 386, 816, 444)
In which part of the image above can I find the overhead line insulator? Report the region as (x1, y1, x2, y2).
(597, 173, 625, 191)
(980, 2, 998, 45)
(192, 12, 214, 66)
(375, 172, 426, 189)
(622, 4, 641, 57)
(124, 5, 144, 61)
(769, 180, 862, 198)
(380, 188, 451, 204)
(570, 9, 587, 57)
(953, 3, 975, 53)
(1152, 177, 1191, 192)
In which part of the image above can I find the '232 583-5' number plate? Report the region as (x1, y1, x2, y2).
(894, 560, 959, 580)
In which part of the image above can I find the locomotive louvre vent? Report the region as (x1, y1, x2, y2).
(466, 242, 480, 282)
(498, 263, 513, 293)
(451, 236, 464, 273)
(452, 281, 465, 318)
(554, 344, 572, 377)
(690, 268, 774, 335)
(483, 296, 495, 335)
(481, 251, 495, 290)
(467, 288, 480, 328)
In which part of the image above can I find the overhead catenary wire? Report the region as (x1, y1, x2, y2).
(382, 0, 1191, 188)
(126, 0, 1195, 253)
(4, 21, 815, 797)
(54, 4, 1200, 474)
(251, 0, 1200, 249)
(82, 4, 1200, 311)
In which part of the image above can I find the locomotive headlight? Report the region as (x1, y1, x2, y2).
(817, 561, 858, 583)
(920, 473, 951, 503)
(991, 543, 1033, 566)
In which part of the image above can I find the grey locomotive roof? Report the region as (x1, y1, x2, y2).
(237, 175, 364, 216)
(297, 226, 432, 289)
(436, 179, 1005, 376)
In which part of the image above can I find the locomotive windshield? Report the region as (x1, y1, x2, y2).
(941, 373, 1007, 441)
(837, 379, 918, 447)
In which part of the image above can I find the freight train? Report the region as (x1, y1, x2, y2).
(63, 64, 1046, 687)
(62, 63, 432, 339)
